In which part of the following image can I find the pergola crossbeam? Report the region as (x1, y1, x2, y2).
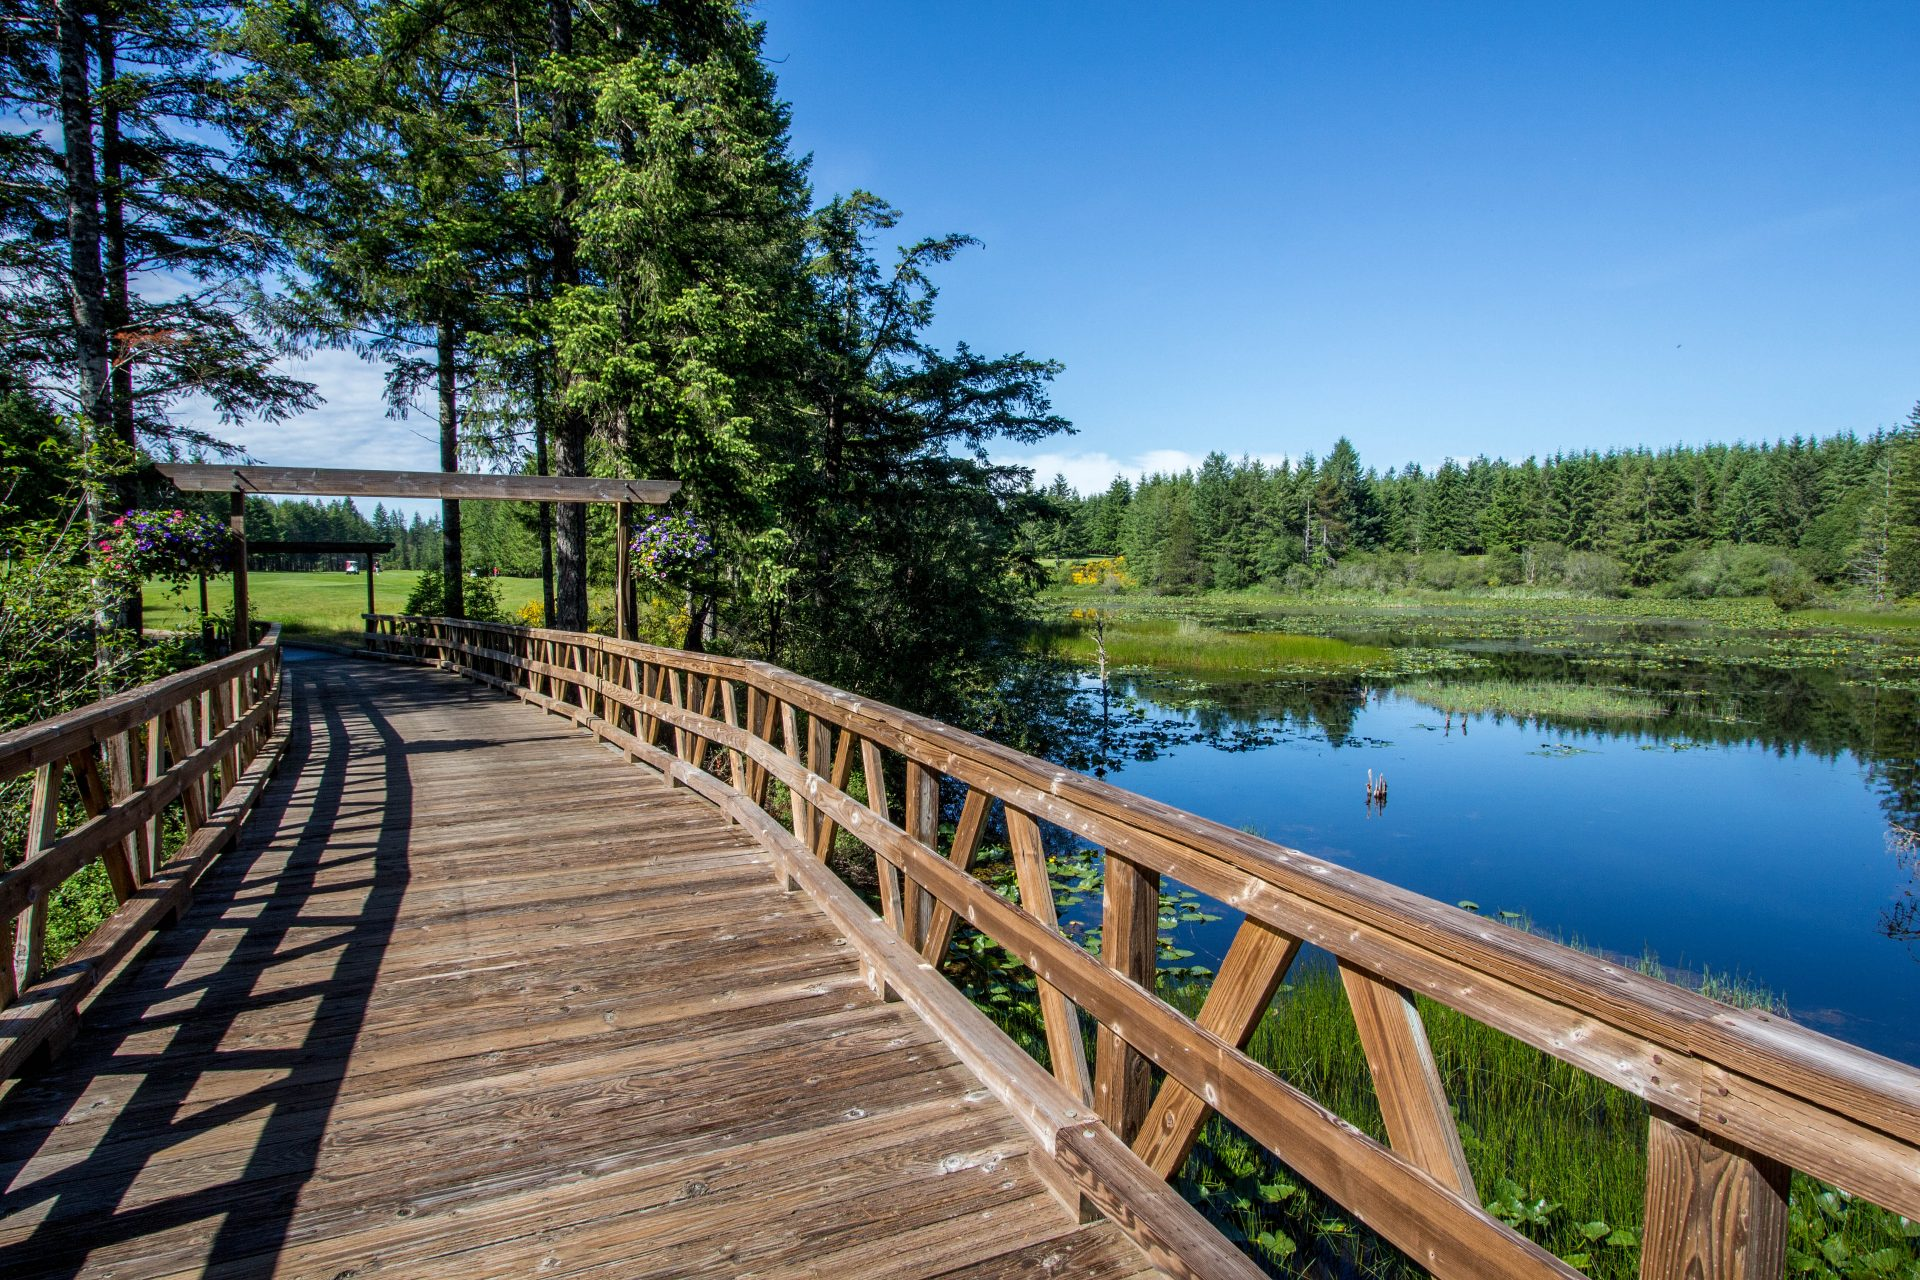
(154, 464, 678, 505)
(156, 464, 675, 648)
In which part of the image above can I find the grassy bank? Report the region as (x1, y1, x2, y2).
(1046, 582, 1920, 638)
(140, 571, 544, 647)
(1398, 677, 1667, 722)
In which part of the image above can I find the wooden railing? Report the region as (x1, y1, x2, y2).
(0, 626, 287, 1077)
(372, 614, 1920, 1280)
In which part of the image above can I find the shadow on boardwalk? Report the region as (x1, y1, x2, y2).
(0, 656, 1156, 1279)
(0, 656, 412, 1278)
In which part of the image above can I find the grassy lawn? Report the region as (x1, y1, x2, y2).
(142, 571, 544, 647)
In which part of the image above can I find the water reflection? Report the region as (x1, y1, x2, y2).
(998, 643, 1920, 1064)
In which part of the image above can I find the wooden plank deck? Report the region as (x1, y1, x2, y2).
(0, 654, 1161, 1279)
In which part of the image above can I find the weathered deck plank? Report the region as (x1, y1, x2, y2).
(0, 655, 1160, 1279)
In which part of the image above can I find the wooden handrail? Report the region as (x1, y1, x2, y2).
(0, 626, 287, 1077)
(374, 614, 1920, 1280)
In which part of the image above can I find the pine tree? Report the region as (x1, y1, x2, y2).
(1311, 437, 1375, 563)
(1423, 459, 1474, 553)
(1888, 404, 1920, 599)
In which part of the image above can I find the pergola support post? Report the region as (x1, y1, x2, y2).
(228, 492, 249, 653)
(616, 500, 634, 641)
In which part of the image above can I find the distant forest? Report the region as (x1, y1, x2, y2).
(1034, 415, 1920, 602)
(237, 497, 538, 576)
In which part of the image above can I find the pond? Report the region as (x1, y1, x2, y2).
(1051, 620, 1920, 1067)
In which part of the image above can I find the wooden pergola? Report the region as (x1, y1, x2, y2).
(156, 464, 680, 645)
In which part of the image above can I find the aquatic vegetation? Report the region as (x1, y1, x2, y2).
(1036, 615, 1391, 674)
(1398, 677, 1667, 722)
(1801, 608, 1920, 631)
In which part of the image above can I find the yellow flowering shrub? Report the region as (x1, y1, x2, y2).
(1067, 556, 1135, 588)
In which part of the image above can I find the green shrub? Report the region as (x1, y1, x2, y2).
(1768, 564, 1816, 612)
(402, 568, 507, 622)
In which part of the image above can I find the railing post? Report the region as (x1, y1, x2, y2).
(1641, 1109, 1789, 1280)
(1339, 960, 1475, 1197)
(14, 762, 61, 991)
(1095, 851, 1159, 1143)
(1007, 807, 1094, 1106)
(902, 761, 940, 947)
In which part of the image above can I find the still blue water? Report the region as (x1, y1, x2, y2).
(1089, 680, 1920, 1066)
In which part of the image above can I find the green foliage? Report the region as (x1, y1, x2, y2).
(754, 190, 1071, 725)
(0, 375, 79, 521)
(404, 568, 508, 623)
(1065, 422, 1920, 601)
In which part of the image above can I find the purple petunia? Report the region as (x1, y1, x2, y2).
(629, 512, 716, 585)
(96, 508, 234, 583)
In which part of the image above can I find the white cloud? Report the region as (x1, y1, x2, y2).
(177, 347, 445, 520)
(996, 448, 1293, 495)
(176, 348, 1316, 513)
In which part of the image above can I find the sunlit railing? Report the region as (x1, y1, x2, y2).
(0, 626, 286, 1076)
(371, 613, 1920, 1280)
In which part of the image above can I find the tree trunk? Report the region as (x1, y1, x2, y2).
(532, 355, 555, 625)
(97, 21, 134, 455)
(546, 0, 589, 631)
(437, 321, 465, 618)
(98, 16, 139, 634)
(59, 0, 117, 650)
(58, 0, 109, 434)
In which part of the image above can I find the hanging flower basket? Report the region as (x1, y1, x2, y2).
(97, 509, 234, 586)
(629, 511, 715, 587)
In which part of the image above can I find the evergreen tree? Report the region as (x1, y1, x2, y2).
(1423, 459, 1474, 553)
(1311, 437, 1374, 563)
(764, 189, 1068, 713)
(1889, 405, 1920, 598)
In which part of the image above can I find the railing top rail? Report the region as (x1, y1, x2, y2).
(377, 614, 1920, 1152)
(0, 623, 282, 782)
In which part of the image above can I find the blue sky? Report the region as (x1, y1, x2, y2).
(199, 1, 1920, 500)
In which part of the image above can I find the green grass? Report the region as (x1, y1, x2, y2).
(1398, 677, 1667, 722)
(1037, 616, 1390, 674)
(141, 571, 543, 647)
(1048, 583, 1920, 639)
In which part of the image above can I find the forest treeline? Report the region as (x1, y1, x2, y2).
(1034, 421, 1920, 602)
(3, 0, 1068, 725)
(235, 496, 552, 576)
(235, 498, 440, 570)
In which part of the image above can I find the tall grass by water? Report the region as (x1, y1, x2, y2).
(1039, 615, 1389, 674)
(1160, 962, 1920, 1278)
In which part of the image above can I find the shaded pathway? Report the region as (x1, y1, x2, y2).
(0, 655, 1156, 1278)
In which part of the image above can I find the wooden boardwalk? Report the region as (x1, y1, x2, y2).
(0, 655, 1160, 1279)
